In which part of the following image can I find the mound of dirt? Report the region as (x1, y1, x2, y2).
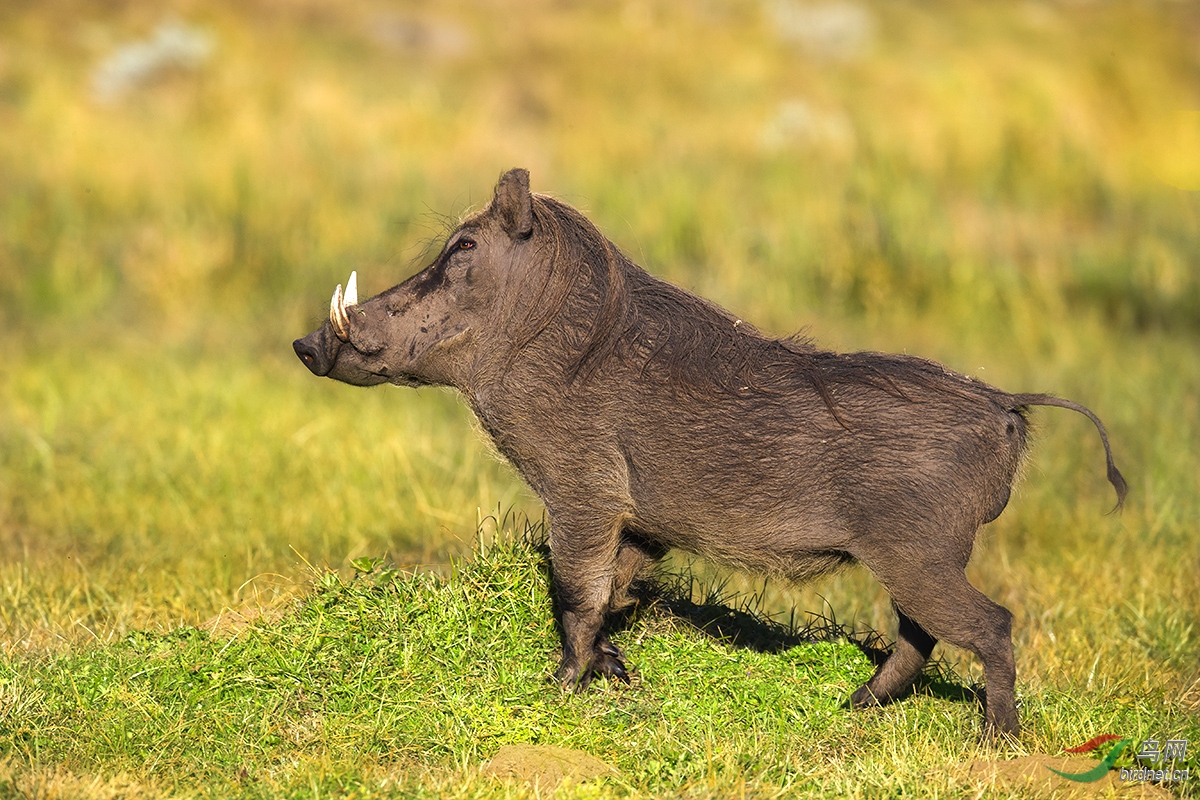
(965, 755, 1175, 798)
(482, 744, 617, 789)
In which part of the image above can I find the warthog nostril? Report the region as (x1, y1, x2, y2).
(293, 338, 327, 376)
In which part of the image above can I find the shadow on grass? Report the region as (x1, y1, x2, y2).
(620, 568, 982, 710)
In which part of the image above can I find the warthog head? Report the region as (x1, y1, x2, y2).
(293, 169, 536, 390)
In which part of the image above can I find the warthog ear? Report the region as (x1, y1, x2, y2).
(494, 168, 533, 240)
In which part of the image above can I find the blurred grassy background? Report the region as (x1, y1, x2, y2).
(0, 0, 1197, 718)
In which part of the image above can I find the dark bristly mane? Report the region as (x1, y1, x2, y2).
(511, 194, 989, 423)
(500, 194, 630, 382)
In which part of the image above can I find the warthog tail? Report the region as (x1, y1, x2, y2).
(1011, 393, 1128, 513)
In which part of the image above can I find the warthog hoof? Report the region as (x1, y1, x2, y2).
(556, 640, 631, 689)
(848, 684, 883, 709)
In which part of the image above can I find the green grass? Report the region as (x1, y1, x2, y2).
(1, 0, 1199, 796)
(0, 524, 871, 797)
(4, 525, 1194, 798)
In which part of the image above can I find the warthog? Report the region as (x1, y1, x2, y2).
(294, 168, 1126, 737)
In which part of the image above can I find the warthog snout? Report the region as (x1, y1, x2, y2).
(293, 328, 334, 377)
(294, 270, 365, 377)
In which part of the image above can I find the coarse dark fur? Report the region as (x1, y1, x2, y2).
(294, 168, 1127, 739)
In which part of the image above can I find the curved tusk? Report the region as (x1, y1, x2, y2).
(337, 284, 351, 328)
(336, 284, 351, 335)
(329, 283, 348, 341)
(344, 271, 358, 307)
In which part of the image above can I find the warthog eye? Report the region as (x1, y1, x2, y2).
(457, 238, 476, 250)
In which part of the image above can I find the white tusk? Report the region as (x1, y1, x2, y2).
(344, 271, 358, 306)
(336, 283, 351, 335)
(330, 283, 348, 340)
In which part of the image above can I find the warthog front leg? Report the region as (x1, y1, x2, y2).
(549, 513, 631, 688)
(610, 532, 667, 612)
(588, 533, 667, 672)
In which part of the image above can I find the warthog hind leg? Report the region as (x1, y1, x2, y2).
(856, 546, 1019, 739)
(850, 607, 937, 708)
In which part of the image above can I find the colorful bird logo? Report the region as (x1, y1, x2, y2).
(1049, 735, 1130, 783)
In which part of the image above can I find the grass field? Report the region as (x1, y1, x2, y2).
(1, 0, 1199, 796)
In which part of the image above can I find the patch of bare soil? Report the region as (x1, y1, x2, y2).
(482, 744, 617, 790)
